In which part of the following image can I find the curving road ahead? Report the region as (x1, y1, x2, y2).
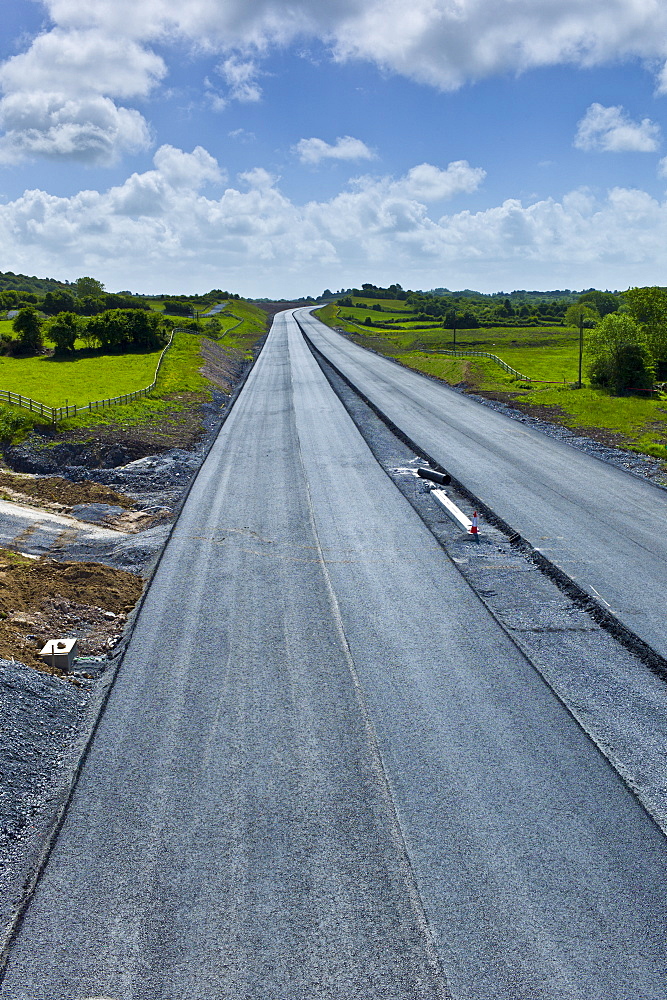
(297, 308, 667, 661)
(1, 312, 667, 999)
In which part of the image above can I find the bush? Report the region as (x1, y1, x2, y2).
(85, 309, 167, 351)
(12, 307, 43, 355)
(0, 406, 39, 443)
(587, 313, 654, 394)
(47, 311, 80, 354)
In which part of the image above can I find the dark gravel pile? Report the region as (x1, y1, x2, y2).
(4, 390, 229, 512)
(0, 658, 93, 941)
(68, 449, 206, 508)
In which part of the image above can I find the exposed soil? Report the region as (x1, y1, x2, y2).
(0, 470, 136, 511)
(5, 390, 211, 474)
(0, 550, 143, 671)
(0, 338, 254, 669)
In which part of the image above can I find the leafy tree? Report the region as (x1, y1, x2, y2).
(587, 313, 654, 394)
(85, 308, 167, 351)
(47, 312, 79, 353)
(443, 308, 458, 329)
(458, 309, 479, 329)
(42, 289, 76, 315)
(624, 286, 667, 369)
(74, 276, 105, 299)
(86, 309, 130, 350)
(80, 322, 100, 350)
(577, 290, 619, 317)
(0, 290, 19, 309)
(162, 299, 193, 317)
(124, 309, 167, 348)
(564, 303, 598, 328)
(76, 295, 106, 316)
(12, 307, 43, 354)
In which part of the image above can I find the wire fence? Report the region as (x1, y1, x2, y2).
(0, 328, 177, 423)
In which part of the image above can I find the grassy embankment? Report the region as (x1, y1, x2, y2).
(316, 300, 667, 461)
(0, 299, 268, 441)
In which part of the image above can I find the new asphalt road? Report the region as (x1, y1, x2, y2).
(297, 308, 667, 661)
(1, 312, 666, 999)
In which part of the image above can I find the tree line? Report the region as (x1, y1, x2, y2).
(8, 306, 168, 356)
(336, 281, 667, 394)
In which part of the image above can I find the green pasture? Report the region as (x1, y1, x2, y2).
(0, 348, 164, 406)
(207, 299, 267, 354)
(59, 330, 210, 433)
(0, 331, 212, 440)
(316, 305, 667, 463)
(159, 298, 266, 356)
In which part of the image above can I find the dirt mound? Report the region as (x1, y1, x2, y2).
(0, 470, 135, 510)
(0, 550, 143, 670)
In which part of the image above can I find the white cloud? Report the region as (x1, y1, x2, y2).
(0, 26, 164, 164)
(153, 144, 222, 187)
(295, 136, 376, 165)
(0, 94, 151, 165)
(0, 29, 165, 99)
(7, 146, 667, 297)
(57, 0, 667, 90)
(5, 1, 667, 164)
(0, 151, 487, 291)
(397, 162, 485, 201)
(574, 103, 661, 153)
(216, 56, 262, 103)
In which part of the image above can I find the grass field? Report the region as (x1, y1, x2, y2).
(0, 299, 269, 442)
(0, 298, 267, 408)
(316, 302, 667, 461)
(0, 348, 165, 406)
(59, 330, 210, 434)
(204, 299, 267, 355)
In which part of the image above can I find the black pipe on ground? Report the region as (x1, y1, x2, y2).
(417, 467, 451, 486)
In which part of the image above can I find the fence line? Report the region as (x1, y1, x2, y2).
(430, 348, 568, 385)
(180, 314, 243, 336)
(0, 328, 177, 424)
(336, 313, 568, 384)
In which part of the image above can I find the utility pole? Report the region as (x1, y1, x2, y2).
(578, 312, 584, 388)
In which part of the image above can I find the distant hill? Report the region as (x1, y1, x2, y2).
(0, 270, 69, 295)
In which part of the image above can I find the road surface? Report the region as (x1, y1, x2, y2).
(2, 312, 666, 999)
(297, 308, 667, 661)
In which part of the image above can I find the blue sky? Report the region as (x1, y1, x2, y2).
(1, 0, 667, 298)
